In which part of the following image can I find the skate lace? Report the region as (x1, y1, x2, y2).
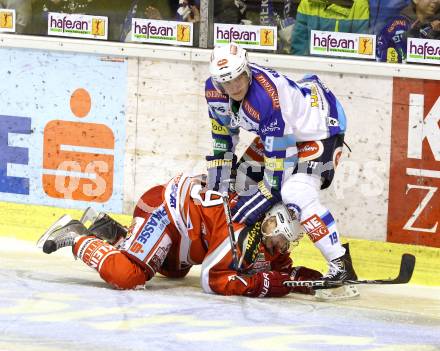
(323, 260, 344, 279)
(54, 232, 77, 249)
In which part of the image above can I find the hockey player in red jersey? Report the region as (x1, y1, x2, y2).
(37, 173, 322, 297)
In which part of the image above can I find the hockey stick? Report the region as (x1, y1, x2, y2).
(284, 253, 416, 289)
(221, 193, 241, 272)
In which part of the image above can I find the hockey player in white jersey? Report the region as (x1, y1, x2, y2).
(205, 42, 358, 288)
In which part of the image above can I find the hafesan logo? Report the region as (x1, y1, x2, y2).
(131, 18, 193, 46)
(0, 11, 13, 28)
(214, 24, 277, 51)
(358, 37, 373, 55)
(260, 29, 274, 46)
(177, 24, 190, 42)
(92, 18, 105, 36)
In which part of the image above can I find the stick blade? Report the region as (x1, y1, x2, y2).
(397, 253, 416, 284)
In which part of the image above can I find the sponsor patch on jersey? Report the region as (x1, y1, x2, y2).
(255, 74, 280, 109)
(242, 99, 260, 121)
(169, 174, 182, 209)
(125, 216, 144, 241)
(147, 235, 172, 272)
(298, 141, 324, 162)
(211, 119, 229, 135)
(260, 119, 281, 135)
(213, 139, 228, 152)
(264, 156, 284, 171)
(327, 117, 340, 127)
(249, 254, 271, 276)
(301, 214, 329, 243)
(206, 89, 228, 100)
(238, 221, 262, 266)
(129, 205, 170, 256)
(244, 139, 265, 161)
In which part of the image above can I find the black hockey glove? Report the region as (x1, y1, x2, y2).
(206, 152, 237, 194)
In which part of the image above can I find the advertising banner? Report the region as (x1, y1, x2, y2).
(0, 48, 127, 212)
(407, 38, 440, 65)
(214, 23, 277, 51)
(388, 78, 440, 247)
(48, 12, 108, 40)
(131, 18, 193, 46)
(310, 30, 376, 60)
(0, 8, 15, 33)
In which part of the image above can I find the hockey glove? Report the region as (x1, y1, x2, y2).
(231, 181, 281, 226)
(206, 153, 237, 194)
(246, 271, 291, 297)
(289, 266, 323, 295)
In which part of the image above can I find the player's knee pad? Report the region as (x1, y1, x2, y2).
(99, 253, 148, 290)
(281, 173, 321, 221)
(74, 236, 146, 289)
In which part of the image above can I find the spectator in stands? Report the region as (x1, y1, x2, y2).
(176, 0, 200, 23)
(369, 0, 411, 35)
(118, 0, 172, 42)
(214, 0, 246, 24)
(243, 0, 298, 53)
(0, 0, 31, 33)
(376, 0, 440, 63)
(290, 0, 370, 56)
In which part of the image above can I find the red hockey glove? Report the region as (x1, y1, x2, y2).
(246, 271, 291, 297)
(289, 266, 323, 295)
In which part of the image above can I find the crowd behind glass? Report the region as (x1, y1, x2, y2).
(1, 0, 439, 63)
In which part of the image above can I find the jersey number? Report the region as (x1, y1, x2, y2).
(190, 184, 223, 207)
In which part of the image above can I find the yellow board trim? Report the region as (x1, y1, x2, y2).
(0, 201, 438, 286)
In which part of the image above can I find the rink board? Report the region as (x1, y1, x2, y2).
(0, 40, 439, 246)
(0, 29, 440, 351)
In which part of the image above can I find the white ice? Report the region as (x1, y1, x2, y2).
(1, 238, 439, 351)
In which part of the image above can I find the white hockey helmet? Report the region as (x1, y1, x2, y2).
(261, 203, 302, 242)
(209, 43, 251, 92)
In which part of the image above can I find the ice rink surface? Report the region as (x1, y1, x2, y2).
(1, 238, 439, 351)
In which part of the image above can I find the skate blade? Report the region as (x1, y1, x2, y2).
(314, 285, 360, 301)
(79, 207, 99, 227)
(36, 215, 73, 248)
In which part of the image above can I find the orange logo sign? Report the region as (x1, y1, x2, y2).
(177, 24, 190, 42)
(42, 88, 115, 202)
(92, 19, 105, 36)
(260, 29, 274, 46)
(358, 37, 373, 55)
(0, 11, 13, 29)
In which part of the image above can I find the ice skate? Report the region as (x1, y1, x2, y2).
(322, 243, 358, 281)
(36, 215, 91, 254)
(79, 207, 100, 227)
(315, 243, 360, 300)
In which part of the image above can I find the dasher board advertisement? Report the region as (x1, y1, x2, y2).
(48, 12, 108, 40)
(0, 48, 127, 212)
(214, 23, 277, 51)
(131, 18, 194, 46)
(310, 30, 376, 60)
